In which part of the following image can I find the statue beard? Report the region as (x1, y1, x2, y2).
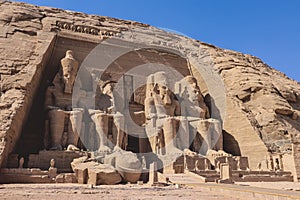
(162, 94, 172, 105)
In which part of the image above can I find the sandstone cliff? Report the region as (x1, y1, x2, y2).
(0, 1, 299, 169)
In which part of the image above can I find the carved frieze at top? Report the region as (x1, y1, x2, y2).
(55, 21, 124, 38)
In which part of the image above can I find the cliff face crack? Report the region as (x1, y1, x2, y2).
(14, 29, 37, 36)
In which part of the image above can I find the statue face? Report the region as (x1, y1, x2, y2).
(102, 82, 115, 96)
(187, 87, 198, 102)
(158, 85, 168, 95)
(157, 84, 173, 105)
(186, 80, 202, 103)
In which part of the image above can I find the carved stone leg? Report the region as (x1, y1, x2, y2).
(191, 127, 201, 153)
(178, 117, 189, 150)
(113, 112, 126, 150)
(158, 129, 165, 155)
(61, 132, 68, 149)
(89, 122, 96, 151)
(91, 112, 111, 153)
(197, 120, 211, 155)
(44, 120, 50, 149)
(163, 118, 181, 155)
(149, 135, 158, 154)
(68, 109, 84, 147)
(80, 122, 85, 147)
(145, 118, 159, 154)
(49, 109, 65, 150)
(211, 119, 223, 151)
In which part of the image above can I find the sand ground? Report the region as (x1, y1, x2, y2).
(0, 183, 242, 200)
(235, 181, 300, 191)
(1, 182, 300, 200)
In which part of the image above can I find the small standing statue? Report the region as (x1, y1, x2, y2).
(61, 50, 79, 94)
(48, 158, 57, 179)
(18, 157, 24, 168)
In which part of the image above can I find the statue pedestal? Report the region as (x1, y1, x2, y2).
(27, 150, 86, 172)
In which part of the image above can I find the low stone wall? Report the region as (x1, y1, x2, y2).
(0, 168, 51, 183)
(7, 151, 85, 173)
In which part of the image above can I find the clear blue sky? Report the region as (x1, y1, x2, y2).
(17, 0, 300, 82)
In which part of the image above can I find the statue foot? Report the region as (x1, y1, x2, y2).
(98, 145, 112, 153)
(49, 144, 62, 151)
(183, 148, 197, 157)
(66, 144, 80, 151)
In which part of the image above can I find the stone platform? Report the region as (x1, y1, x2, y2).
(7, 150, 86, 173)
(0, 168, 51, 184)
(193, 170, 294, 182)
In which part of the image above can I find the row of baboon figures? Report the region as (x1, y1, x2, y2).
(44, 50, 223, 155)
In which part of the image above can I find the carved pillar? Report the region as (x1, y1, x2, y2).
(113, 112, 126, 150)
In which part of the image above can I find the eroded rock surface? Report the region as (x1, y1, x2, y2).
(209, 48, 300, 153)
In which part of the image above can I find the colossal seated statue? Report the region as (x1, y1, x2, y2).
(89, 75, 127, 153)
(44, 50, 83, 151)
(175, 75, 223, 155)
(177, 76, 210, 119)
(144, 71, 182, 155)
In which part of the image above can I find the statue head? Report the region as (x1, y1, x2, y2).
(50, 158, 55, 168)
(184, 76, 202, 103)
(101, 80, 116, 96)
(153, 72, 172, 105)
(98, 72, 116, 97)
(61, 50, 79, 94)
